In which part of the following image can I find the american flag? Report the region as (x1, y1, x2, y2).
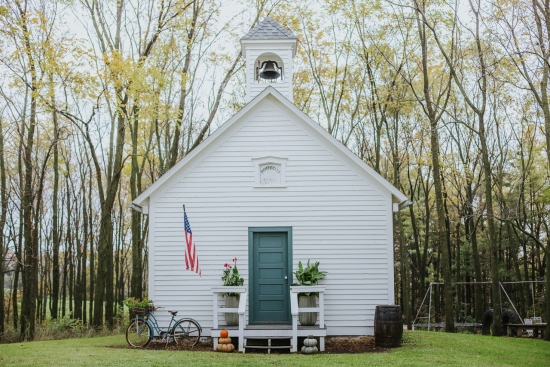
(184, 208, 201, 276)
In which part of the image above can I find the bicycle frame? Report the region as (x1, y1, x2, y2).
(136, 310, 203, 344)
(143, 312, 165, 338)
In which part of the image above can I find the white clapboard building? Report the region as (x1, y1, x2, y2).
(133, 17, 408, 352)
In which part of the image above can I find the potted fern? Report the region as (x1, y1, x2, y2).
(293, 260, 326, 326)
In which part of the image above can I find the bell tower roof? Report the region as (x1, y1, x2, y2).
(241, 16, 296, 40)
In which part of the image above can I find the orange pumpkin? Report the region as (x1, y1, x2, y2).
(220, 329, 229, 338)
(219, 337, 232, 344)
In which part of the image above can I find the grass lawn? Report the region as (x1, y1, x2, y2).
(0, 331, 548, 366)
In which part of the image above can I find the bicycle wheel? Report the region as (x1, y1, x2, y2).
(172, 319, 201, 347)
(126, 319, 152, 347)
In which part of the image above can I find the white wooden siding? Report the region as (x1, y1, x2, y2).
(148, 100, 393, 336)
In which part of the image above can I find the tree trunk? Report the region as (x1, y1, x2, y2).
(18, 2, 39, 340)
(478, 115, 502, 336)
(415, 0, 454, 331)
(62, 237, 68, 318)
(397, 210, 411, 329)
(81, 186, 88, 325)
(545, 248, 550, 341)
(74, 210, 83, 321)
(0, 116, 7, 333)
(456, 223, 461, 320)
(130, 108, 143, 301)
(466, 184, 483, 322)
(88, 177, 94, 325)
(51, 105, 60, 320)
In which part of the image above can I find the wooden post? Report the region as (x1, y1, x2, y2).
(238, 292, 247, 353)
(319, 291, 325, 351)
(212, 292, 218, 329)
(291, 293, 298, 352)
(212, 293, 218, 350)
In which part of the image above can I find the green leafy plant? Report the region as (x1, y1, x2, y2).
(122, 297, 153, 311)
(293, 260, 327, 296)
(222, 258, 244, 297)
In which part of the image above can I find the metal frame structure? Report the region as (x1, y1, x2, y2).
(412, 280, 545, 330)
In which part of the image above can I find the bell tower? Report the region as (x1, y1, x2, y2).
(241, 17, 297, 102)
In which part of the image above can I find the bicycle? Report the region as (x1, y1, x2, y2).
(126, 304, 202, 348)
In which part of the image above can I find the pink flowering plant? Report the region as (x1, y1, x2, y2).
(222, 258, 244, 297)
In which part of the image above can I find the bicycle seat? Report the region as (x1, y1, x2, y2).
(168, 310, 178, 316)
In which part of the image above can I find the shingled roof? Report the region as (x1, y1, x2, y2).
(242, 16, 296, 40)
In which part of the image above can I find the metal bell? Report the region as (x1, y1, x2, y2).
(259, 61, 281, 80)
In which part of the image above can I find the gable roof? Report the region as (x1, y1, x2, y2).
(241, 16, 296, 40)
(133, 86, 408, 206)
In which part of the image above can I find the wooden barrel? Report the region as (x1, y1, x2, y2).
(374, 305, 403, 348)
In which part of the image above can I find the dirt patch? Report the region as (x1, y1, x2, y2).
(112, 335, 389, 354)
(149, 339, 215, 351)
(323, 336, 387, 354)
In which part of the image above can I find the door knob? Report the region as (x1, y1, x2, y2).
(284, 276, 288, 280)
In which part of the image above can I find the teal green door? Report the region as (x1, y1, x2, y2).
(249, 229, 291, 324)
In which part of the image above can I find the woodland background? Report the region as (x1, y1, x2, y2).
(0, 0, 549, 341)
